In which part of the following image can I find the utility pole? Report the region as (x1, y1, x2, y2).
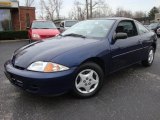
(86, 0, 89, 19)
(90, 0, 92, 18)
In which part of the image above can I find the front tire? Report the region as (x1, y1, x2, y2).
(73, 62, 104, 98)
(142, 46, 155, 67)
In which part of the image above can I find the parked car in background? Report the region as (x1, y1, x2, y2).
(5, 18, 157, 98)
(157, 28, 160, 37)
(59, 20, 78, 33)
(28, 20, 60, 42)
(148, 22, 160, 34)
(144, 25, 149, 29)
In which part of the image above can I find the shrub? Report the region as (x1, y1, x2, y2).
(0, 31, 28, 40)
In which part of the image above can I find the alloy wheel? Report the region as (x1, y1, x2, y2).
(75, 69, 99, 94)
(148, 49, 154, 64)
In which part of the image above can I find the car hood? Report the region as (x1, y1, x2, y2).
(31, 29, 59, 35)
(13, 37, 99, 68)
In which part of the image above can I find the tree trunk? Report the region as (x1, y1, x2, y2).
(86, 0, 89, 19)
(90, 0, 92, 18)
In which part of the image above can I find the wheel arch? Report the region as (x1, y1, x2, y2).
(151, 42, 157, 52)
(80, 57, 106, 74)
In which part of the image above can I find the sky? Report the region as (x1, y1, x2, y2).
(19, 0, 160, 18)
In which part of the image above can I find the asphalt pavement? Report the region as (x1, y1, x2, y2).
(0, 39, 160, 120)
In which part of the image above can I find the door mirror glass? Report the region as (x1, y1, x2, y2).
(115, 32, 128, 40)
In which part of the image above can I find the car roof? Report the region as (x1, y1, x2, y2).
(33, 20, 53, 22)
(61, 20, 78, 22)
(92, 17, 135, 21)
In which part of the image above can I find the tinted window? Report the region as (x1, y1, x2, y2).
(136, 21, 149, 35)
(62, 20, 116, 38)
(31, 21, 56, 29)
(65, 21, 78, 27)
(116, 21, 138, 37)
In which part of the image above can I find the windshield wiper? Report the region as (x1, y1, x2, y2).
(63, 33, 86, 38)
(32, 28, 39, 29)
(41, 28, 51, 29)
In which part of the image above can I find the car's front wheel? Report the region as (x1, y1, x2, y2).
(73, 62, 104, 98)
(142, 46, 155, 67)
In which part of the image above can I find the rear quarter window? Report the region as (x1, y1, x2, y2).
(136, 21, 149, 35)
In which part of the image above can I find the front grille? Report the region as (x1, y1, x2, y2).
(11, 78, 23, 88)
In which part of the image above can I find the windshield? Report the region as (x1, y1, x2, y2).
(62, 20, 115, 38)
(65, 21, 78, 27)
(148, 23, 159, 29)
(31, 21, 57, 29)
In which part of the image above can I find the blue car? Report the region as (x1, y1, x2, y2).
(4, 18, 157, 98)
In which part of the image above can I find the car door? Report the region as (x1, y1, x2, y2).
(110, 20, 143, 72)
(135, 21, 155, 61)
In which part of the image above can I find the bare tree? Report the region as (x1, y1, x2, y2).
(134, 11, 146, 18)
(25, 0, 34, 7)
(39, 0, 45, 19)
(115, 7, 133, 18)
(68, 1, 86, 20)
(39, 0, 63, 21)
(89, 0, 101, 18)
(92, 0, 113, 18)
(68, 0, 113, 20)
(55, 0, 63, 19)
(86, 0, 89, 19)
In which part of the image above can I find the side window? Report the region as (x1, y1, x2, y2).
(136, 22, 149, 35)
(116, 20, 138, 37)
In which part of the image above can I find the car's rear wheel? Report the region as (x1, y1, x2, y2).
(142, 46, 155, 67)
(73, 62, 104, 98)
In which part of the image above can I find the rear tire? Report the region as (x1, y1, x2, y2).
(142, 46, 155, 67)
(72, 62, 104, 98)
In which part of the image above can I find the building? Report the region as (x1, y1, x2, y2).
(155, 13, 160, 22)
(0, 0, 35, 31)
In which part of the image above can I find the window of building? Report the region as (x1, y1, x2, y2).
(0, 9, 12, 31)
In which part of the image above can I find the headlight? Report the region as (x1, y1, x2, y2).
(27, 61, 69, 72)
(32, 34, 41, 39)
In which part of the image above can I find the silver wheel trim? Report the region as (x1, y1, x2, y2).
(75, 69, 99, 94)
(148, 50, 154, 64)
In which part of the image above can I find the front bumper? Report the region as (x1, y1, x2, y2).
(4, 60, 76, 95)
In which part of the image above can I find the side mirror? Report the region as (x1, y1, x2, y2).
(112, 32, 128, 44)
(115, 32, 128, 40)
